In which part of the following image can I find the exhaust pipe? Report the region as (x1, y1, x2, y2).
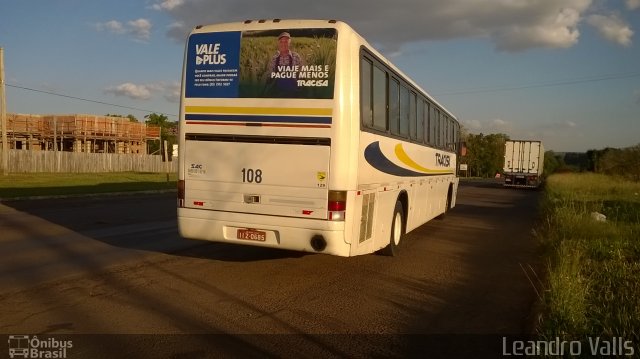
(310, 235, 327, 252)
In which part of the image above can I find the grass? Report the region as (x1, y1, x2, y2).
(536, 173, 640, 344)
(0, 172, 177, 199)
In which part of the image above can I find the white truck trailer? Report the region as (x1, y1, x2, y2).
(503, 140, 544, 188)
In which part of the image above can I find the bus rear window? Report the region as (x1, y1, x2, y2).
(185, 28, 337, 99)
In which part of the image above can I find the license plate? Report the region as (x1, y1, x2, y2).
(237, 229, 266, 242)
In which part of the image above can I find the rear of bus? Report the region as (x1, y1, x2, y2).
(177, 20, 352, 256)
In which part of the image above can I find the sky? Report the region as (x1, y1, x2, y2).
(1, 0, 639, 152)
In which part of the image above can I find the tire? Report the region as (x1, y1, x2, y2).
(380, 201, 404, 256)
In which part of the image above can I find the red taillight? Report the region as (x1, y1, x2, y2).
(328, 190, 346, 221)
(328, 201, 346, 211)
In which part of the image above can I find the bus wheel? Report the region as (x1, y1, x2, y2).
(381, 201, 404, 256)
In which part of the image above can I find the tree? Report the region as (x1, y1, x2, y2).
(145, 113, 177, 158)
(623, 144, 640, 181)
(463, 132, 509, 177)
(105, 114, 138, 122)
(543, 150, 564, 175)
(598, 144, 640, 181)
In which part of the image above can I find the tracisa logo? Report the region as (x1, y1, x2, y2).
(8, 335, 73, 359)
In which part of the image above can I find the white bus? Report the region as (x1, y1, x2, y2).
(177, 19, 461, 257)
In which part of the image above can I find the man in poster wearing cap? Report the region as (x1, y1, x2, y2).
(264, 31, 305, 96)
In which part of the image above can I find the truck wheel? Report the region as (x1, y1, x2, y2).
(380, 201, 404, 256)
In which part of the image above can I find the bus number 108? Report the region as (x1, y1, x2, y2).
(241, 168, 263, 183)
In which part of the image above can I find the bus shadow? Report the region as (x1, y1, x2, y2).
(173, 241, 310, 262)
(3, 193, 307, 263)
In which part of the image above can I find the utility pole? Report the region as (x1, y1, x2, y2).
(1, 47, 8, 175)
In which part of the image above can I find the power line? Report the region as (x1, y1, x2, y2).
(8, 70, 640, 111)
(434, 71, 640, 96)
(7, 84, 178, 118)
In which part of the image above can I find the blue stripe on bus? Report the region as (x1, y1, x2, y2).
(185, 114, 332, 124)
(364, 141, 449, 177)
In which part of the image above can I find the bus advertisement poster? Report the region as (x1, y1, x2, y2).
(185, 28, 337, 99)
(185, 31, 242, 98)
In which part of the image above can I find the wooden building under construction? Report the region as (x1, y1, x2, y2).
(4, 114, 161, 154)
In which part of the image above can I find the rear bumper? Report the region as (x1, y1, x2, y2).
(504, 174, 541, 188)
(178, 208, 351, 257)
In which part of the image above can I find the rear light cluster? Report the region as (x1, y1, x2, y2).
(328, 190, 346, 221)
(178, 180, 185, 208)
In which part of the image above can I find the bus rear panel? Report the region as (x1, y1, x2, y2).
(177, 21, 352, 256)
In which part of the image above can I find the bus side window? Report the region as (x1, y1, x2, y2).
(360, 58, 373, 127)
(372, 65, 387, 130)
(399, 85, 410, 138)
(409, 91, 417, 140)
(433, 108, 440, 147)
(389, 78, 400, 135)
(438, 112, 447, 148)
(416, 99, 424, 143)
(453, 121, 459, 151)
(424, 101, 431, 145)
(444, 116, 450, 150)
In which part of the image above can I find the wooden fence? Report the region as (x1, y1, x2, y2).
(0, 149, 177, 173)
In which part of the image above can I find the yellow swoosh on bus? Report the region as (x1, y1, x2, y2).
(394, 144, 453, 174)
(364, 142, 453, 177)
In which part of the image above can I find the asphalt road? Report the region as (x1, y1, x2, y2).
(0, 180, 541, 358)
